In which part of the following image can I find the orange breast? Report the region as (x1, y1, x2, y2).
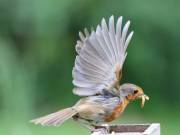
(104, 99, 129, 122)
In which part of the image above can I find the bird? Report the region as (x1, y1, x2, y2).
(30, 15, 149, 134)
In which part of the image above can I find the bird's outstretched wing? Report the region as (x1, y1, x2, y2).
(72, 16, 134, 96)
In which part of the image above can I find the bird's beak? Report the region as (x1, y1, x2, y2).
(137, 94, 149, 108)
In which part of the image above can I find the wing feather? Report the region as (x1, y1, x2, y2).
(109, 16, 118, 61)
(73, 16, 134, 96)
(101, 18, 115, 63)
(96, 26, 113, 65)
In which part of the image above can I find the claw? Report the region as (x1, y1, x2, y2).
(92, 128, 109, 135)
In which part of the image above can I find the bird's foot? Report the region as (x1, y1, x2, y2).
(91, 128, 109, 135)
(91, 124, 112, 135)
(101, 124, 110, 133)
(111, 131, 115, 135)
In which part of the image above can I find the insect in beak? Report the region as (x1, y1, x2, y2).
(137, 94, 149, 108)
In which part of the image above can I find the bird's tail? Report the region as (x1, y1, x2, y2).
(30, 107, 77, 126)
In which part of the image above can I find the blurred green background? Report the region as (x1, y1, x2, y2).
(0, 0, 180, 135)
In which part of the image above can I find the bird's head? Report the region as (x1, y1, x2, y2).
(119, 83, 149, 108)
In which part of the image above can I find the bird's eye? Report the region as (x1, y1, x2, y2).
(133, 90, 138, 94)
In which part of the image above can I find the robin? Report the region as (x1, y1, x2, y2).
(31, 16, 149, 133)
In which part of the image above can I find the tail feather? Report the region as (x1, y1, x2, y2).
(30, 107, 77, 126)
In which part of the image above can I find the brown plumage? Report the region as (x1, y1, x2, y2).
(104, 98, 129, 122)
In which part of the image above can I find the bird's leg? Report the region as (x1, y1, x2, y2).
(74, 117, 97, 133)
(75, 118, 109, 134)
